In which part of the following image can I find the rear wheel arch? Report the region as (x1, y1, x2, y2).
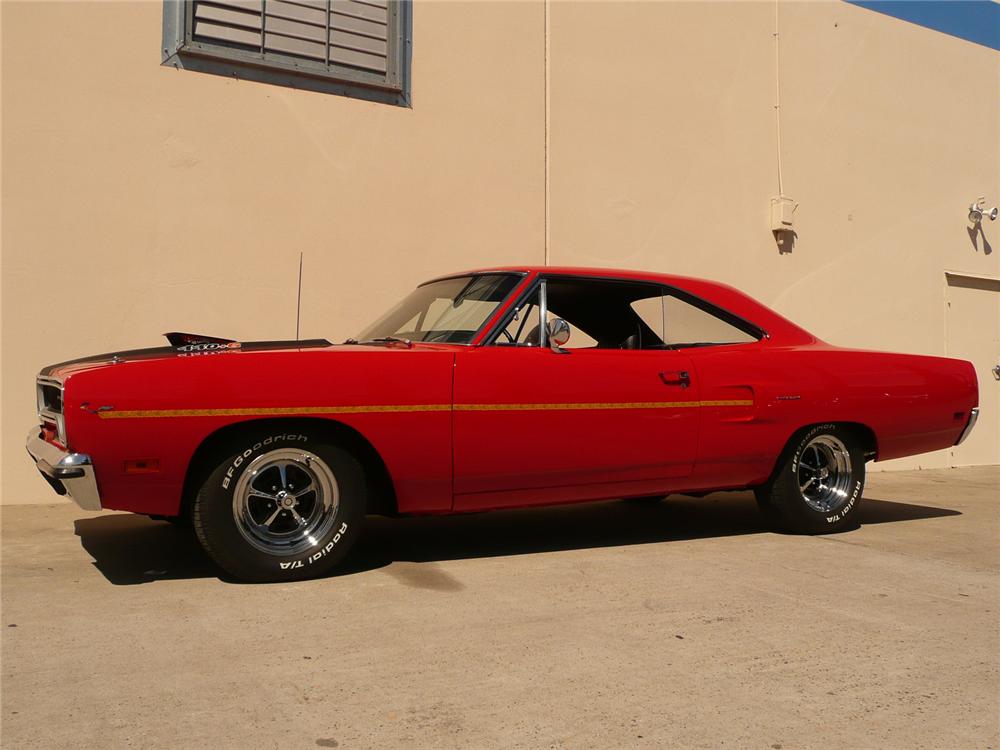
(765, 421, 878, 484)
(841, 422, 878, 461)
(179, 417, 397, 521)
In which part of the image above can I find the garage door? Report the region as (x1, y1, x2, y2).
(946, 272, 1000, 466)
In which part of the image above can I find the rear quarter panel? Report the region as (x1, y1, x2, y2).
(690, 343, 978, 487)
(811, 347, 978, 461)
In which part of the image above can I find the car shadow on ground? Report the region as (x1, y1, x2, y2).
(73, 493, 961, 586)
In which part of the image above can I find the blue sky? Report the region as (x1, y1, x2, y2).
(845, 1, 1000, 52)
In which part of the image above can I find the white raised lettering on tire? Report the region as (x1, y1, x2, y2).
(279, 523, 348, 570)
(222, 433, 308, 488)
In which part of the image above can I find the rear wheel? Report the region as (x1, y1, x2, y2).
(755, 424, 865, 534)
(193, 428, 366, 582)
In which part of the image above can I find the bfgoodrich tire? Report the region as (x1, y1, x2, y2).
(193, 428, 366, 582)
(755, 424, 865, 534)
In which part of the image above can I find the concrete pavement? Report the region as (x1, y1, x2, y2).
(2, 466, 998, 749)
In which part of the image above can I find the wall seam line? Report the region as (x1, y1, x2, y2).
(544, 0, 550, 266)
(774, 0, 785, 198)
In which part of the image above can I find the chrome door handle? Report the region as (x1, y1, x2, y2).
(659, 370, 690, 388)
(992, 364, 1000, 381)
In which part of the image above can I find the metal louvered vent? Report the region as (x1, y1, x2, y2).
(163, 0, 408, 104)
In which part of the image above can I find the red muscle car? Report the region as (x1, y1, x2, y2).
(27, 267, 980, 581)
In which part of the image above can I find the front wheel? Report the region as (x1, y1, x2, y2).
(755, 424, 865, 534)
(193, 429, 366, 582)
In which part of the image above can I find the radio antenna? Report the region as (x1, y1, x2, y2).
(295, 252, 303, 341)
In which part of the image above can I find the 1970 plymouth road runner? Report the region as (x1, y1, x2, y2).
(27, 267, 979, 581)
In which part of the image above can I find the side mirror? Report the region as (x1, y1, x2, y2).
(547, 318, 571, 349)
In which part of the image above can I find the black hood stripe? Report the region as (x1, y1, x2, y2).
(40, 339, 332, 376)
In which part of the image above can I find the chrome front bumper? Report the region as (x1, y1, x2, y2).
(25, 428, 102, 511)
(955, 407, 979, 446)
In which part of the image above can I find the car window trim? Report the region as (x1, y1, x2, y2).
(660, 286, 767, 344)
(479, 273, 767, 348)
(479, 276, 545, 346)
(417, 271, 527, 288)
(473, 274, 538, 345)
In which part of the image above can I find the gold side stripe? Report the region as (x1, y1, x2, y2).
(98, 404, 452, 420)
(456, 401, 699, 412)
(458, 400, 754, 410)
(98, 400, 753, 420)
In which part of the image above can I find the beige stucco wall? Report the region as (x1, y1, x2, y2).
(547, 0, 1000, 471)
(2, 1, 998, 505)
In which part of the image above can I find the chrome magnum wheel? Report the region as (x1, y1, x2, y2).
(796, 435, 853, 514)
(232, 449, 340, 556)
(193, 429, 367, 582)
(755, 424, 866, 534)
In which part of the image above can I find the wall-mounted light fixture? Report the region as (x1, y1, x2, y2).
(969, 197, 998, 224)
(771, 195, 798, 252)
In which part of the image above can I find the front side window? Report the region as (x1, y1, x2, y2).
(494, 288, 599, 348)
(357, 274, 521, 344)
(162, 0, 411, 105)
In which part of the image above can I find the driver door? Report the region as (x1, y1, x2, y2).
(452, 278, 700, 509)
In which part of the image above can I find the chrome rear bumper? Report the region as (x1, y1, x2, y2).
(25, 428, 102, 511)
(955, 407, 979, 446)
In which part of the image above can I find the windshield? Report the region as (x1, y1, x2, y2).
(356, 274, 521, 344)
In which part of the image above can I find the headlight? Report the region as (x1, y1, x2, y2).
(36, 376, 67, 445)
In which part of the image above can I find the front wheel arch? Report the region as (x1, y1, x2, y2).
(179, 417, 397, 522)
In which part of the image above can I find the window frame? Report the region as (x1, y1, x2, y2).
(495, 292, 540, 347)
(480, 276, 551, 348)
(480, 274, 767, 350)
(162, 0, 412, 107)
(660, 287, 766, 348)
